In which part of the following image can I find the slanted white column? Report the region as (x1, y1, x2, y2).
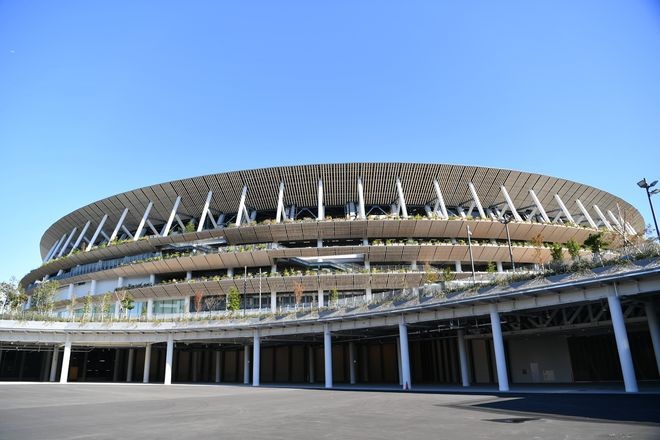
(235, 186, 249, 226)
(395, 177, 409, 219)
(126, 348, 134, 382)
(457, 329, 470, 387)
(59, 340, 71, 384)
(500, 186, 522, 222)
(243, 344, 250, 384)
(197, 191, 214, 232)
(308, 345, 315, 383)
(276, 182, 286, 223)
(253, 330, 261, 387)
(318, 288, 324, 308)
(528, 190, 550, 223)
(317, 179, 325, 220)
(348, 341, 357, 385)
(399, 319, 411, 390)
(645, 302, 660, 375)
(554, 194, 575, 225)
(109, 208, 129, 242)
(134, 202, 153, 240)
(143, 344, 151, 383)
(608, 287, 638, 392)
(162, 196, 181, 237)
(270, 290, 277, 313)
(593, 205, 613, 230)
(69, 220, 91, 255)
(324, 324, 333, 388)
(49, 346, 59, 382)
(86, 214, 108, 251)
(357, 177, 366, 220)
(215, 351, 222, 383)
(489, 304, 509, 391)
(467, 182, 486, 219)
(164, 335, 174, 385)
(496, 261, 503, 273)
(44, 235, 64, 262)
(433, 179, 449, 219)
(57, 227, 78, 258)
(575, 199, 597, 228)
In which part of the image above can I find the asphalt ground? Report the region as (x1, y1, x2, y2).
(0, 383, 658, 440)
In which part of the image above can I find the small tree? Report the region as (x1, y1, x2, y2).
(486, 261, 496, 273)
(293, 281, 304, 305)
(550, 243, 564, 264)
(101, 292, 112, 320)
(1, 277, 27, 313)
(584, 232, 608, 256)
(226, 286, 240, 312)
(424, 263, 440, 284)
(204, 295, 220, 314)
(121, 294, 135, 318)
(531, 233, 545, 268)
(31, 280, 60, 314)
(68, 293, 77, 319)
(329, 288, 339, 306)
(565, 239, 581, 261)
(82, 292, 93, 321)
(185, 219, 196, 233)
(442, 267, 455, 282)
(194, 291, 204, 313)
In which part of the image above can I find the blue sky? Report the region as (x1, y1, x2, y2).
(1, 1, 659, 281)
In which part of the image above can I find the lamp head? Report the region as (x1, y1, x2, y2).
(637, 178, 648, 188)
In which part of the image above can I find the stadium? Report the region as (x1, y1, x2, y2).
(2, 163, 658, 392)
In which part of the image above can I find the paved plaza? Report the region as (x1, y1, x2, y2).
(0, 384, 658, 440)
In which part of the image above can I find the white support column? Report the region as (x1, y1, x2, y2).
(57, 227, 78, 258)
(399, 319, 411, 390)
(276, 181, 286, 223)
(143, 344, 151, 383)
(126, 348, 134, 382)
(243, 344, 250, 384)
(215, 351, 222, 383)
(44, 237, 61, 262)
(554, 194, 575, 225)
(183, 296, 190, 314)
(318, 288, 324, 308)
(308, 345, 315, 383)
(593, 205, 613, 230)
(575, 200, 597, 229)
(197, 191, 213, 232)
(468, 182, 486, 219)
(496, 261, 503, 273)
(49, 345, 59, 382)
(396, 336, 402, 385)
(146, 299, 154, 319)
(270, 290, 277, 313)
(357, 177, 366, 220)
(162, 196, 181, 237)
(528, 190, 550, 223)
(432, 179, 449, 219)
(46, 234, 67, 262)
(164, 335, 174, 385)
(348, 341, 356, 385)
(645, 302, 660, 375)
(607, 210, 624, 231)
(59, 340, 71, 384)
(253, 330, 261, 387)
(500, 186, 522, 222)
(455, 261, 462, 273)
(608, 287, 638, 392)
(86, 214, 108, 251)
(317, 179, 325, 220)
(90, 279, 97, 295)
(69, 220, 91, 254)
(489, 304, 509, 391)
(235, 186, 248, 226)
(134, 202, 153, 241)
(395, 177, 409, 219)
(109, 208, 129, 242)
(457, 329, 470, 387)
(324, 324, 332, 388)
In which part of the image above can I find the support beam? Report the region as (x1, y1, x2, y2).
(109, 208, 129, 243)
(324, 324, 332, 388)
(164, 335, 174, 385)
(645, 302, 660, 376)
(432, 179, 449, 219)
(49, 346, 59, 382)
(45, 235, 65, 262)
(318, 288, 324, 308)
(253, 330, 260, 387)
(575, 200, 597, 229)
(126, 348, 134, 382)
(592, 205, 613, 230)
(357, 177, 366, 220)
(398, 319, 411, 390)
(607, 210, 623, 231)
(468, 182, 486, 219)
(500, 186, 522, 222)
(271, 290, 277, 313)
(69, 220, 91, 254)
(57, 228, 78, 258)
(85, 214, 108, 251)
(308, 345, 315, 384)
(529, 190, 550, 223)
(554, 194, 575, 225)
(489, 304, 509, 391)
(197, 191, 213, 232)
(457, 329, 470, 387)
(134, 202, 153, 241)
(162, 196, 181, 237)
(317, 179, 324, 220)
(215, 351, 222, 383)
(243, 344, 250, 384)
(276, 182, 286, 223)
(143, 344, 151, 383)
(348, 341, 357, 385)
(235, 186, 248, 226)
(395, 177, 409, 219)
(608, 287, 638, 392)
(59, 340, 71, 384)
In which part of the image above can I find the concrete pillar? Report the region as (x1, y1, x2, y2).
(146, 299, 154, 319)
(90, 279, 97, 295)
(49, 346, 59, 382)
(243, 344, 250, 384)
(308, 345, 315, 383)
(164, 335, 174, 385)
(645, 301, 660, 375)
(455, 261, 462, 273)
(608, 290, 638, 392)
(143, 344, 152, 383)
(42, 350, 52, 381)
(348, 341, 356, 385)
(457, 329, 470, 387)
(215, 351, 222, 383)
(81, 351, 89, 381)
(396, 337, 403, 385)
(399, 321, 411, 390)
(126, 348, 134, 382)
(186, 271, 192, 281)
(227, 268, 234, 277)
(149, 274, 156, 285)
(253, 330, 260, 387)
(365, 257, 372, 302)
(192, 351, 199, 382)
(496, 261, 503, 273)
(59, 340, 71, 384)
(489, 304, 509, 391)
(113, 349, 120, 382)
(183, 296, 190, 314)
(318, 288, 324, 308)
(324, 324, 332, 388)
(114, 301, 121, 319)
(271, 290, 277, 313)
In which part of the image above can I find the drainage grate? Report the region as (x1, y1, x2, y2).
(484, 417, 540, 424)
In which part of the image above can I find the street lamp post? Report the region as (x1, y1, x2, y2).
(499, 214, 516, 272)
(637, 178, 660, 242)
(466, 225, 476, 285)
